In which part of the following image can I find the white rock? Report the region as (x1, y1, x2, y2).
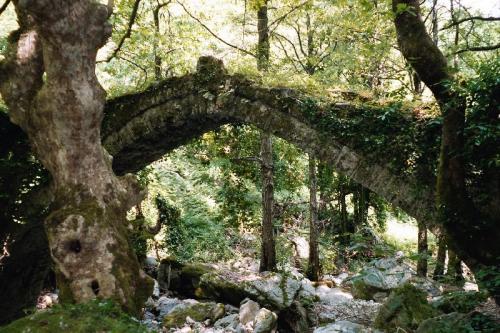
(314, 320, 380, 333)
(239, 299, 260, 325)
(253, 308, 277, 333)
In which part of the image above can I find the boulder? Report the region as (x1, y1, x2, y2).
(240, 299, 261, 325)
(373, 284, 439, 333)
(162, 301, 225, 329)
(253, 308, 278, 333)
(157, 258, 212, 295)
(349, 257, 441, 300)
(198, 270, 302, 310)
(314, 321, 381, 333)
(214, 313, 239, 330)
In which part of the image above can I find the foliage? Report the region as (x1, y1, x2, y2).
(461, 57, 500, 205)
(432, 291, 488, 314)
(0, 300, 148, 333)
(475, 264, 500, 299)
(0, 110, 49, 229)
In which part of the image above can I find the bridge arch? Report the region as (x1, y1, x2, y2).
(102, 57, 436, 227)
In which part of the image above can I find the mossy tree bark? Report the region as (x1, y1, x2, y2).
(392, 0, 500, 302)
(256, 0, 276, 272)
(0, 0, 152, 314)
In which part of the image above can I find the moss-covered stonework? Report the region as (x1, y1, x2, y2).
(0, 300, 148, 333)
(102, 57, 440, 234)
(158, 258, 212, 297)
(374, 283, 439, 332)
(162, 302, 225, 329)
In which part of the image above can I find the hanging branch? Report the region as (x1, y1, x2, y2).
(442, 16, 500, 30)
(0, 0, 10, 17)
(177, 1, 256, 58)
(103, 0, 142, 63)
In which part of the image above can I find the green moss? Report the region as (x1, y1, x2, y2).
(199, 272, 248, 305)
(0, 300, 148, 333)
(374, 283, 440, 333)
(162, 302, 225, 329)
(351, 279, 382, 300)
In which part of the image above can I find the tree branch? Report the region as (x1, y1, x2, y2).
(274, 35, 302, 73)
(103, 0, 142, 63)
(116, 55, 148, 86)
(177, 1, 256, 58)
(272, 31, 307, 72)
(0, 0, 10, 17)
(442, 16, 500, 30)
(392, 0, 450, 99)
(268, 0, 311, 33)
(452, 43, 500, 55)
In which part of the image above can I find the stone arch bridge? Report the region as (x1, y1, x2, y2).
(102, 57, 437, 228)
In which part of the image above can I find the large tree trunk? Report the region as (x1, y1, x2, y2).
(433, 233, 447, 280)
(0, 0, 152, 314)
(256, 0, 276, 272)
(392, 0, 500, 303)
(447, 250, 465, 285)
(259, 132, 276, 272)
(416, 221, 428, 277)
(307, 155, 320, 281)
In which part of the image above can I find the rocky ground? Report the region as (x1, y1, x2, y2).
(33, 254, 499, 333)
